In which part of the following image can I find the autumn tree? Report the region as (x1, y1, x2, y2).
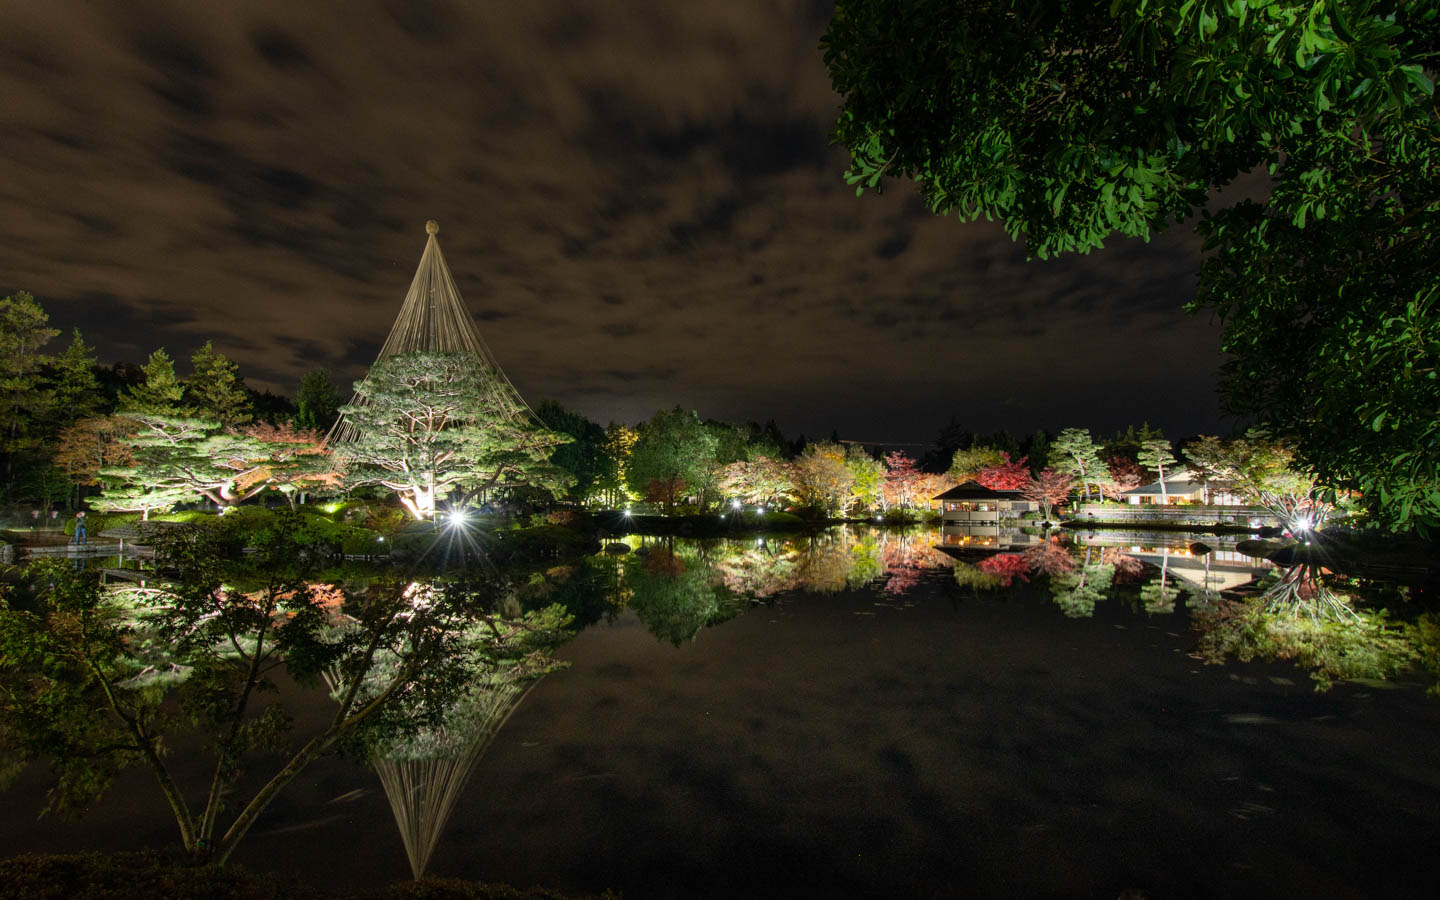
(718, 456, 797, 508)
(913, 471, 957, 511)
(338, 352, 569, 520)
(882, 451, 922, 511)
(975, 452, 1030, 491)
(243, 423, 340, 509)
(55, 416, 137, 503)
(794, 442, 854, 515)
(1102, 455, 1148, 500)
(823, 0, 1439, 532)
(1021, 468, 1075, 521)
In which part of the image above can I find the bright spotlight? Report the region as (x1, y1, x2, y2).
(623, 508, 633, 517)
(732, 499, 742, 509)
(447, 509, 468, 526)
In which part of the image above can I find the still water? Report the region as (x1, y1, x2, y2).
(6, 526, 1440, 898)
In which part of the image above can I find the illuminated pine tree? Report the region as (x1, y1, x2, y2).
(327, 221, 568, 517)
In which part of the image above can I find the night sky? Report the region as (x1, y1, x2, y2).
(1, 1, 1232, 445)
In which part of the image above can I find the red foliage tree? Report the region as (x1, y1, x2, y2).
(975, 452, 1029, 491)
(882, 451, 922, 510)
(643, 476, 688, 510)
(1102, 454, 1150, 499)
(1021, 467, 1076, 520)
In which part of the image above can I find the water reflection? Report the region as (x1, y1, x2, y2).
(526, 525, 1433, 693)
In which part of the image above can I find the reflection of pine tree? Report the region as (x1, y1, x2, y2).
(1048, 547, 1114, 618)
(324, 591, 570, 881)
(1140, 553, 1180, 615)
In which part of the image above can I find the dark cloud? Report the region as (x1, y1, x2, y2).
(0, 0, 1224, 443)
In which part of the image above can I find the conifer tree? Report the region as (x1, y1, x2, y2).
(1139, 438, 1179, 502)
(48, 329, 104, 428)
(121, 350, 187, 416)
(187, 342, 253, 427)
(293, 369, 341, 433)
(1048, 428, 1111, 503)
(0, 291, 59, 495)
(338, 351, 570, 519)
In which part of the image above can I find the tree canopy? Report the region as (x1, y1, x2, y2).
(336, 351, 570, 519)
(824, 0, 1439, 532)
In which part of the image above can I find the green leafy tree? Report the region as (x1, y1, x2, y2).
(535, 400, 613, 505)
(186, 342, 253, 427)
(0, 521, 570, 866)
(1139, 438, 1179, 502)
(598, 424, 639, 508)
(949, 445, 1006, 483)
(626, 407, 719, 514)
(292, 369, 341, 433)
(1184, 431, 1331, 527)
(844, 444, 885, 513)
(823, 0, 1439, 532)
(338, 351, 569, 520)
(1049, 428, 1111, 502)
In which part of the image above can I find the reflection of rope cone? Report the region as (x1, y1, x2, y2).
(372, 674, 542, 880)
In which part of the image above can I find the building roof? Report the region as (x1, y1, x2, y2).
(1123, 467, 1205, 497)
(933, 480, 1025, 501)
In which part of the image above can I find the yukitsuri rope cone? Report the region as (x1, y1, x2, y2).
(371, 673, 543, 879)
(325, 220, 538, 452)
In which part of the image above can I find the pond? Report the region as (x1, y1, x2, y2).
(5, 525, 1440, 898)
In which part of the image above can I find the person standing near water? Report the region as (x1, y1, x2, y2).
(73, 511, 87, 546)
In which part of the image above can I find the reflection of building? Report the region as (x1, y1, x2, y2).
(934, 524, 1043, 561)
(1070, 531, 1273, 593)
(933, 481, 1038, 523)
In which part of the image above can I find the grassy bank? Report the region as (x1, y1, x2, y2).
(0, 852, 607, 900)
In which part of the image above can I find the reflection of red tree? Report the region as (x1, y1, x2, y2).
(1024, 540, 1077, 577)
(883, 568, 921, 595)
(645, 548, 687, 576)
(978, 552, 1030, 586)
(879, 534, 951, 595)
(1102, 548, 1144, 583)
